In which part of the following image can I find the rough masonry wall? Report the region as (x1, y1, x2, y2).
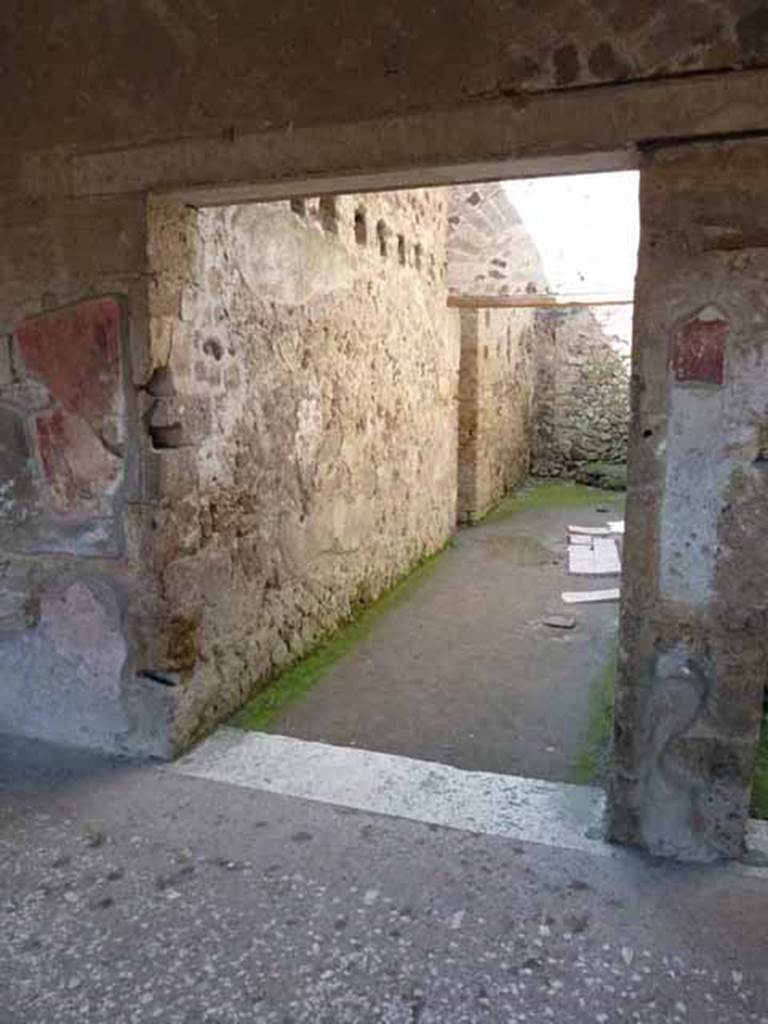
(457, 308, 536, 522)
(608, 139, 768, 861)
(447, 183, 547, 299)
(147, 190, 459, 748)
(532, 307, 630, 476)
(449, 184, 543, 521)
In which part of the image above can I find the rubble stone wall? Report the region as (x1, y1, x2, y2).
(450, 183, 542, 521)
(147, 190, 459, 747)
(447, 183, 547, 299)
(532, 307, 630, 476)
(457, 307, 536, 522)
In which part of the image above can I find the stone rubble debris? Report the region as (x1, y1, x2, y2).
(542, 615, 577, 630)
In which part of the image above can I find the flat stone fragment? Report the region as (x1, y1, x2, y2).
(568, 537, 621, 575)
(561, 588, 620, 604)
(542, 615, 577, 629)
(568, 534, 592, 546)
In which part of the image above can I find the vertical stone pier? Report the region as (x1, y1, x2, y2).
(608, 139, 768, 860)
(0, 190, 176, 755)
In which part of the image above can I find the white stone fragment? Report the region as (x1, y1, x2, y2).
(173, 728, 608, 856)
(568, 537, 620, 575)
(561, 588, 620, 604)
(567, 525, 612, 536)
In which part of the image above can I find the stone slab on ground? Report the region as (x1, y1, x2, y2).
(543, 614, 577, 629)
(568, 537, 621, 576)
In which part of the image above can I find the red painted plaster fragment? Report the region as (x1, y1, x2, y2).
(15, 298, 124, 520)
(34, 408, 121, 517)
(673, 311, 727, 386)
(16, 297, 122, 442)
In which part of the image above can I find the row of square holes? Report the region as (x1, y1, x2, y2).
(290, 196, 424, 270)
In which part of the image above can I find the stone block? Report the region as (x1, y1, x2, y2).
(0, 586, 35, 633)
(149, 394, 212, 447)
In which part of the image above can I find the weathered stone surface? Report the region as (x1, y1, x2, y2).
(0, 577, 174, 756)
(608, 138, 768, 861)
(447, 183, 547, 299)
(16, 297, 123, 450)
(0, 194, 166, 756)
(457, 306, 535, 523)
(532, 308, 630, 476)
(148, 394, 212, 449)
(146, 190, 459, 747)
(0, 405, 37, 526)
(33, 407, 122, 518)
(3, 4, 765, 159)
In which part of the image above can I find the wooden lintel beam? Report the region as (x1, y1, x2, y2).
(447, 294, 634, 310)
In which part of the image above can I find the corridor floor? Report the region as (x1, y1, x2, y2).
(244, 482, 624, 783)
(5, 485, 768, 1024)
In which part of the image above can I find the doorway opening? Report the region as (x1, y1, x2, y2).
(147, 170, 638, 787)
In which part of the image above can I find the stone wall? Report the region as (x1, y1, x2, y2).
(532, 307, 630, 476)
(457, 308, 536, 522)
(146, 190, 459, 748)
(608, 138, 768, 861)
(0, 179, 629, 757)
(449, 183, 543, 521)
(447, 183, 547, 299)
(0, 194, 176, 755)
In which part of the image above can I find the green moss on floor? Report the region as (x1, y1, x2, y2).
(571, 645, 618, 786)
(574, 461, 627, 492)
(750, 713, 768, 820)
(483, 478, 624, 524)
(231, 545, 450, 733)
